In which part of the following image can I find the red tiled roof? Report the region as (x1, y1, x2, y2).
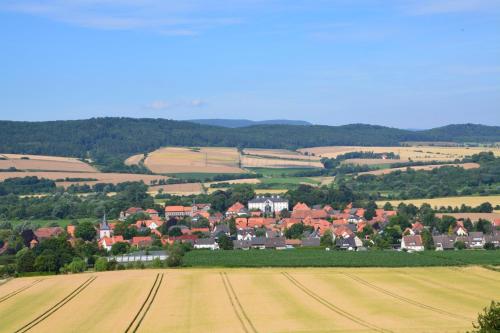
(227, 202, 245, 212)
(165, 205, 188, 212)
(293, 202, 310, 211)
(34, 227, 63, 240)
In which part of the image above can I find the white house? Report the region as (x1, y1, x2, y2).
(248, 196, 289, 214)
(194, 238, 219, 250)
(401, 235, 425, 252)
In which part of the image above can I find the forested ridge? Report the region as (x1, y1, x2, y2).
(0, 118, 498, 163)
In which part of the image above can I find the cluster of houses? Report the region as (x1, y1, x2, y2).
(20, 195, 500, 253)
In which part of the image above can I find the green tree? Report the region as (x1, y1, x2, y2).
(454, 240, 466, 250)
(228, 219, 237, 236)
(16, 248, 36, 273)
(478, 202, 493, 213)
(363, 201, 377, 220)
(75, 221, 97, 241)
(168, 227, 183, 237)
(320, 229, 334, 247)
(383, 202, 393, 211)
(34, 251, 58, 272)
(94, 257, 108, 271)
(111, 242, 130, 255)
(468, 301, 500, 333)
(475, 219, 492, 234)
(421, 229, 434, 250)
(66, 258, 87, 273)
(217, 234, 233, 250)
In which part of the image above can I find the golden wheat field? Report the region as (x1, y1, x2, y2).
(243, 148, 321, 161)
(359, 162, 480, 176)
(144, 147, 245, 174)
(298, 146, 500, 162)
(0, 154, 96, 172)
(377, 195, 500, 209)
(241, 155, 323, 168)
(124, 154, 145, 166)
(0, 171, 169, 187)
(0, 267, 497, 333)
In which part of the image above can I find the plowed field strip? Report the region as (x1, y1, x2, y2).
(14, 276, 97, 333)
(133, 273, 164, 333)
(221, 272, 258, 333)
(0, 279, 43, 304)
(282, 272, 389, 333)
(343, 273, 467, 320)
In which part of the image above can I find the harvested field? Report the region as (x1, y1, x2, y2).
(0, 171, 169, 187)
(0, 267, 497, 333)
(241, 156, 323, 168)
(148, 183, 204, 195)
(435, 212, 500, 222)
(378, 195, 500, 210)
(299, 146, 500, 162)
(358, 162, 480, 176)
(124, 154, 144, 166)
(0, 154, 96, 172)
(342, 158, 406, 165)
(243, 148, 320, 161)
(144, 147, 245, 174)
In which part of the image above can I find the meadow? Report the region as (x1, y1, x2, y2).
(0, 267, 498, 332)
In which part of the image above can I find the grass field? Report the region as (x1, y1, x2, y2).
(0, 267, 498, 332)
(144, 147, 245, 174)
(377, 195, 500, 209)
(0, 154, 96, 172)
(299, 145, 500, 162)
(2, 218, 96, 228)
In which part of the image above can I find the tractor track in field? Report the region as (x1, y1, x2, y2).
(14, 276, 97, 333)
(281, 272, 390, 333)
(125, 273, 164, 333)
(449, 267, 500, 283)
(0, 279, 43, 304)
(220, 272, 258, 333)
(394, 270, 491, 301)
(342, 272, 468, 320)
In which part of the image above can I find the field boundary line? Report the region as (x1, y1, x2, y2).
(131, 273, 164, 333)
(125, 273, 160, 333)
(342, 272, 468, 320)
(14, 276, 97, 333)
(0, 279, 43, 304)
(221, 272, 258, 333)
(281, 272, 389, 333)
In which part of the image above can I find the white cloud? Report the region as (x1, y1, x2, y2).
(147, 100, 172, 110)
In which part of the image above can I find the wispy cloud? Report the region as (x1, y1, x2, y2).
(0, 0, 244, 34)
(146, 99, 207, 110)
(407, 0, 500, 15)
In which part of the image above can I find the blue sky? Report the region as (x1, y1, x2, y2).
(0, 0, 499, 128)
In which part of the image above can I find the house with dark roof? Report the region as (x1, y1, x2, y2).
(432, 235, 455, 250)
(194, 237, 219, 250)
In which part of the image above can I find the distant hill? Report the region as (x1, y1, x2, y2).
(0, 119, 497, 167)
(187, 119, 312, 128)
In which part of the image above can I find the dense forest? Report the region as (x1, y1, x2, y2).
(0, 119, 498, 166)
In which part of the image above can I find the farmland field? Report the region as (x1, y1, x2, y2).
(358, 162, 480, 176)
(377, 195, 500, 209)
(0, 171, 169, 187)
(144, 147, 245, 174)
(124, 154, 144, 166)
(241, 155, 323, 168)
(299, 145, 500, 162)
(0, 154, 96, 172)
(0, 267, 498, 332)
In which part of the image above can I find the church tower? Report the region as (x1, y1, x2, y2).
(99, 214, 111, 239)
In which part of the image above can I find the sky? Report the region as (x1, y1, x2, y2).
(0, 0, 499, 128)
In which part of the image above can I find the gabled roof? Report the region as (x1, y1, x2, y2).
(165, 205, 189, 212)
(227, 202, 246, 212)
(34, 227, 64, 239)
(402, 235, 423, 247)
(293, 202, 310, 211)
(249, 196, 288, 204)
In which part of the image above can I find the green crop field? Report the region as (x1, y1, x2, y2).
(247, 167, 322, 177)
(184, 249, 500, 267)
(2, 218, 95, 228)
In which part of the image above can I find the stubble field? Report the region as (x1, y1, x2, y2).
(0, 154, 96, 172)
(299, 146, 500, 161)
(0, 267, 498, 333)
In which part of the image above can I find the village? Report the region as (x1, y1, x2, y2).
(16, 195, 500, 259)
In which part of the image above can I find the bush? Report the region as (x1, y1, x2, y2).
(16, 248, 35, 273)
(454, 241, 466, 250)
(166, 253, 183, 267)
(469, 300, 500, 333)
(65, 258, 87, 273)
(94, 257, 108, 272)
(151, 257, 164, 268)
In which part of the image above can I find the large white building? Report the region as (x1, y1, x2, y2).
(248, 196, 289, 214)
